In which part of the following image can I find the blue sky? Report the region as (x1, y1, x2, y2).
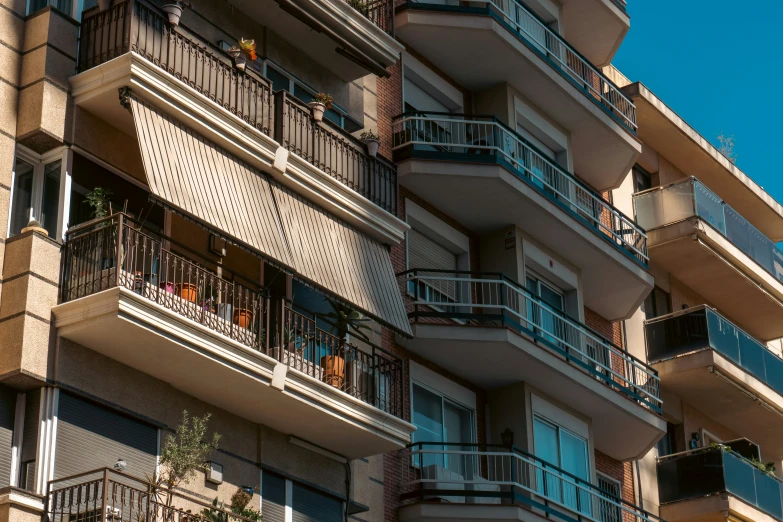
(612, 1, 783, 202)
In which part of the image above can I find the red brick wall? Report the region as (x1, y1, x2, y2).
(595, 450, 636, 522)
(377, 62, 403, 159)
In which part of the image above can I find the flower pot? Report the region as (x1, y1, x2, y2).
(362, 138, 379, 157)
(308, 102, 326, 122)
(161, 3, 183, 26)
(226, 49, 246, 71)
(321, 355, 346, 389)
(159, 282, 176, 294)
(178, 282, 198, 303)
(233, 308, 253, 329)
(97, 0, 111, 10)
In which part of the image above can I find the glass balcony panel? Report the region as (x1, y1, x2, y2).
(657, 450, 725, 504)
(738, 331, 767, 383)
(694, 181, 726, 233)
(706, 310, 740, 365)
(755, 469, 783, 519)
(723, 451, 759, 506)
(763, 349, 783, 396)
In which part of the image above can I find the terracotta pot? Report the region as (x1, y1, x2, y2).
(97, 0, 111, 10)
(362, 138, 379, 157)
(178, 283, 198, 303)
(233, 308, 253, 328)
(161, 3, 183, 26)
(321, 355, 345, 389)
(308, 102, 326, 122)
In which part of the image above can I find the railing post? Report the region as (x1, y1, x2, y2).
(102, 469, 109, 522)
(273, 90, 286, 145)
(115, 213, 124, 285)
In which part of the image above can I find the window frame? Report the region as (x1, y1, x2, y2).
(26, 0, 82, 20)
(8, 146, 72, 241)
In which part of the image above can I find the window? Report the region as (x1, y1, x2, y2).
(533, 415, 590, 515)
(596, 473, 622, 522)
(526, 271, 567, 344)
(632, 165, 652, 194)
(643, 286, 671, 320)
(261, 472, 344, 522)
(263, 62, 360, 133)
(28, 0, 73, 16)
(406, 228, 459, 306)
(411, 383, 473, 474)
(9, 147, 70, 240)
(656, 422, 679, 457)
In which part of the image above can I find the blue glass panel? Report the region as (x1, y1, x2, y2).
(723, 452, 758, 506)
(775, 248, 783, 284)
(694, 182, 726, 234)
(706, 310, 740, 365)
(763, 349, 783, 396)
(724, 206, 752, 256)
(755, 470, 783, 519)
(738, 332, 767, 382)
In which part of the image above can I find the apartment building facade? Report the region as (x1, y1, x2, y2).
(0, 0, 773, 522)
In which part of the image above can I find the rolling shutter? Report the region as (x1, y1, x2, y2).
(291, 483, 342, 522)
(20, 389, 40, 491)
(404, 78, 449, 113)
(54, 393, 157, 485)
(0, 386, 16, 488)
(408, 228, 458, 300)
(261, 473, 286, 522)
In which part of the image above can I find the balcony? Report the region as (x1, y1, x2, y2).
(46, 468, 257, 522)
(657, 446, 783, 522)
(645, 306, 783, 460)
(558, 0, 630, 67)
(393, 113, 652, 321)
(397, 442, 659, 522)
(52, 214, 414, 459)
(396, 270, 665, 461)
(633, 177, 783, 341)
(72, 0, 401, 240)
(395, 0, 641, 190)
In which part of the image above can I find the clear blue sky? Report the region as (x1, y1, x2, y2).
(613, 1, 783, 202)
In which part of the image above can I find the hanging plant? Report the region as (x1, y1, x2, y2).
(226, 38, 257, 72)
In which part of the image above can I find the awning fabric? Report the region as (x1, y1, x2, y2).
(129, 96, 412, 337)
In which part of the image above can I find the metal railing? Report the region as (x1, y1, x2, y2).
(61, 213, 269, 351)
(633, 177, 783, 284)
(645, 305, 783, 397)
(46, 468, 256, 522)
(78, 0, 274, 135)
(274, 301, 404, 416)
(400, 443, 659, 522)
(347, 0, 395, 35)
(399, 269, 661, 411)
(658, 446, 783, 520)
(402, 0, 636, 130)
(392, 112, 648, 263)
(274, 90, 398, 214)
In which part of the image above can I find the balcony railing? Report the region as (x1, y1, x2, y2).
(633, 177, 783, 284)
(399, 442, 659, 522)
(79, 0, 274, 135)
(398, 269, 661, 411)
(658, 447, 783, 521)
(392, 112, 647, 264)
(275, 91, 398, 214)
(77, 0, 398, 214)
(46, 468, 255, 522)
(645, 305, 783, 396)
(400, 0, 637, 130)
(60, 213, 404, 418)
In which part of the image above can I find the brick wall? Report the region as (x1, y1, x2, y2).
(595, 449, 636, 522)
(377, 62, 403, 159)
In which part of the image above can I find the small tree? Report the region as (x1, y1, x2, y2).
(717, 133, 737, 164)
(153, 410, 221, 506)
(84, 187, 113, 219)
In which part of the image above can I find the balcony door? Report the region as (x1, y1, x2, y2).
(525, 272, 566, 346)
(533, 415, 591, 516)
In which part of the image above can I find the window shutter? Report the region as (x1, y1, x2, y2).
(262, 473, 286, 522)
(291, 483, 342, 522)
(20, 389, 40, 491)
(404, 78, 449, 113)
(0, 386, 16, 488)
(408, 228, 459, 300)
(54, 393, 157, 487)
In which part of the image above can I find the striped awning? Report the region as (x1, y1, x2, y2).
(129, 96, 411, 336)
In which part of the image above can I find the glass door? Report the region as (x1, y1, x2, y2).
(526, 272, 566, 346)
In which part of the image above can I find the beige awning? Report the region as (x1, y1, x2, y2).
(129, 96, 412, 336)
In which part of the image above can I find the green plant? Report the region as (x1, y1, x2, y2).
(360, 129, 379, 140)
(201, 488, 261, 522)
(313, 93, 333, 110)
(84, 187, 113, 219)
(346, 0, 368, 15)
(717, 132, 737, 164)
(318, 300, 372, 341)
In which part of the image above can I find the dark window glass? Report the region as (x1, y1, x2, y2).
(266, 67, 290, 93)
(41, 160, 62, 238)
(632, 165, 652, 193)
(10, 159, 34, 236)
(656, 422, 679, 457)
(29, 0, 72, 15)
(643, 286, 671, 319)
(292, 483, 342, 522)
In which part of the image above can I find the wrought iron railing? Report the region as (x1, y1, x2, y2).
(398, 269, 661, 411)
(46, 468, 256, 522)
(279, 302, 404, 417)
(633, 176, 783, 284)
(78, 0, 274, 135)
(401, 0, 637, 130)
(392, 112, 648, 264)
(645, 305, 783, 397)
(60, 213, 269, 351)
(347, 0, 395, 35)
(274, 90, 398, 214)
(658, 446, 783, 520)
(399, 443, 659, 522)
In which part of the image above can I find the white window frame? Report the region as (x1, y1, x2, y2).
(8, 145, 72, 242)
(700, 428, 722, 447)
(596, 472, 623, 522)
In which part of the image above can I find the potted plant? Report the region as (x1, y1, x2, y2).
(226, 38, 256, 72)
(360, 129, 380, 157)
(178, 282, 198, 303)
(233, 308, 253, 328)
(161, 1, 189, 27)
(346, 0, 368, 15)
(317, 301, 372, 389)
(308, 93, 332, 122)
